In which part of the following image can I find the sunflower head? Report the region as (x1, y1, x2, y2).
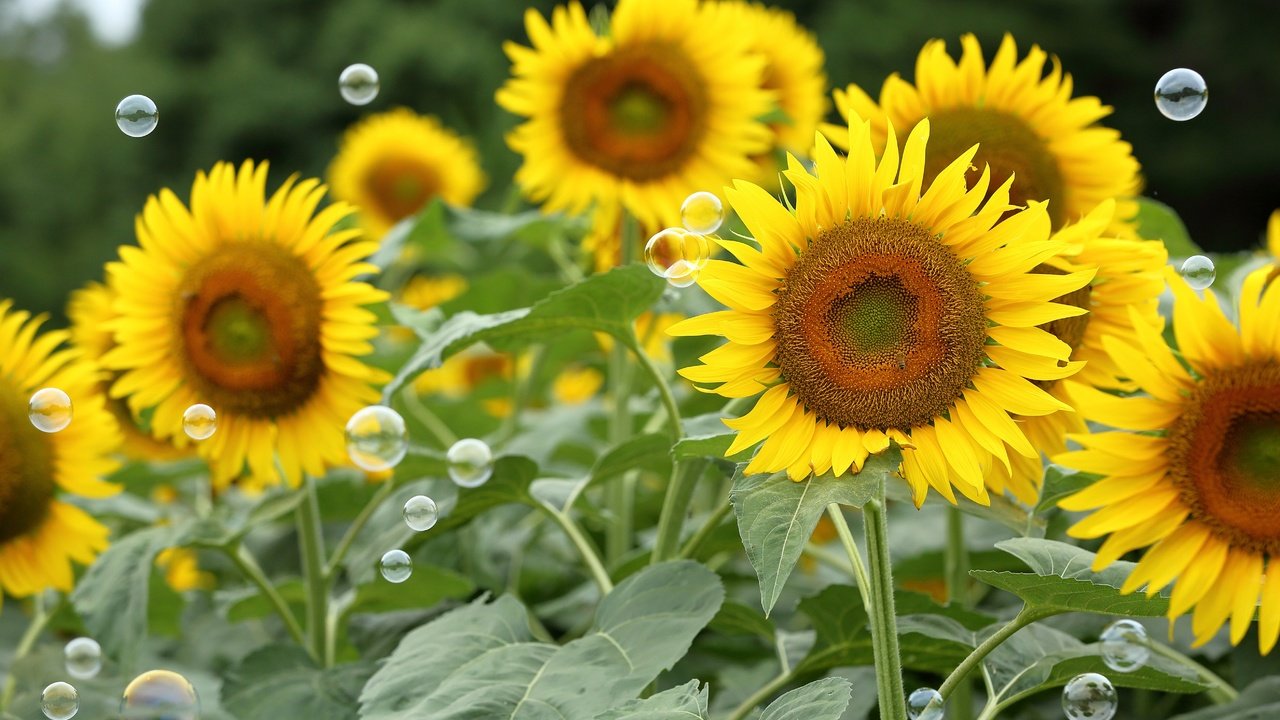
(103, 160, 388, 489)
(731, 1, 826, 155)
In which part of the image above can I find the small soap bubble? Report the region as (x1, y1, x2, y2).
(1099, 619, 1149, 673)
(41, 682, 78, 720)
(345, 406, 408, 472)
(644, 228, 710, 282)
(403, 495, 439, 532)
(64, 637, 102, 680)
(182, 404, 217, 441)
(29, 387, 73, 433)
(380, 549, 412, 583)
(447, 438, 494, 488)
(115, 94, 158, 137)
(1155, 68, 1207, 121)
(120, 669, 198, 720)
(906, 687, 944, 720)
(1179, 255, 1216, 290)
(339, 63, 380, 105)
(665, 259, 700, 288)
(680, 191, 725, 235)
(1062, 673, 1117, 720)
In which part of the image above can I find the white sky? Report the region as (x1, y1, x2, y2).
(10, 0, 146, 45)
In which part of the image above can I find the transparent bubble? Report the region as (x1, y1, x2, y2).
(403, 495, 439, 532)
(644, 228, 710, 283)
(906, 687, 944, 720)
(64, 637, 102, 680)
(29, 387, 73, 433)
(380, 549, 412, 583)
(447, 438, 494, 488)
(345, 406, 408, 472)
(1062, 672, 1117, 720)
(182, 404, 217, 441)
(681, 191, 725, 235)
(1099, 619, 1150, 673)
(120, 669, 199, 720)
(1155, 68, 1207, 121)
(41, 682, 78, 720)
(339, 63, 380, 105)
(115, 94, 158, 137)
(664, 260, 701, 289)
(1179, 255, 1216, 290)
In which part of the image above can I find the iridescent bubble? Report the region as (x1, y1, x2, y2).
(41, 682, 78, 720)
(1062, 672, 1117, 720)
(380, 549, 412, 583)
(29, 387, 73, 433)
(1154, 68, 1207, 121)
(447, 438, 494, 488)
(120, 669, 198, 720)
(1179, 255, 1216, 290)
(64, 637, 102, 680)
(339, 63, 380, 105)
(182, 404, 217, 441)
(345, 405, 408, 472)
(644, 228, 710, 283)
(115, 94, 158, 137)
(680, 191, 725, 235)
(906, 687, 944, 720)
(664, 260, 700, 289)
(403, 495, 439, 532)
(1099, 619, 1149, 673)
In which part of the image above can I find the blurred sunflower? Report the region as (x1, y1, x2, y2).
(985, 201, 1167, 504)
(156, 547, 215, 592)
(826, 34, 1141, 231)
(0, 301, 120, 597)
(103, 161, 388, 489)
(496, 0, 772, 233)
(328, 108, 487, 239)
(671, 118, 1092, 504)
(1057, 265, 1280, 653)
(553, 366, 604, 405)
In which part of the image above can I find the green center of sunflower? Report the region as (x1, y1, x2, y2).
(560, 44, 708, 181)
(1032, 263, 1093, 389)
(366, 158, 439, 223)
(924, 107, 1067, 228)
(0, 379, 55, 543)
(1168, 362, 1280, 554)
(177, 243, 323, 419)
(773, 217, 987, 432)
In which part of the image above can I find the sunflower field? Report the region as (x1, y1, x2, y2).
(2, 0, 1280, 718)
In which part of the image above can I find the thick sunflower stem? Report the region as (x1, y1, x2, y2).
(864, 482, 908, 720)
(825, 504, 872, 610)
(605, 213, 642, 564)
(296, 475, 330, 666)
(945, 505, 975, 720)
(652, 459, 705, 564)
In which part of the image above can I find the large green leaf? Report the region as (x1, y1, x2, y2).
(760, 677, 853, 720)
(971, 538, 1169, 616)
(731, 450, 898, 616)
(593, 681, 709, 719)
(673, 412, 744, 461)
(70, 525, 177, 665)
(359, 561, 724, 719)
(222, 645, 374, 720)
(1134, 196, 1201, 257)
(1171, 677, 1280, 720)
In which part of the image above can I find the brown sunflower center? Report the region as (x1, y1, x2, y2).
(1032, 263, 1093, 390)
(560, 44, 708, 180)
(1168, 362, 1280, 554)
(176, 243, 323, 419)
(365, 157, 440, 222)
(773, 217, 988, 431)
(924, 107, 1066, 228)
(0, 379, 55, 543)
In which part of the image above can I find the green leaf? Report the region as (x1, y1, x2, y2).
(760, 677, 852, 720)
(710, 601, 777, 641)
(971, 538, 1169, 616)
(222, 645, 374, 720)
(438, 455, 541, 528)
(70, 525, 176, 665)
(883, 479, 1039, 537)
(383, 309, 529, 399)
(1032, 465, 1096, 517)
(347, 564, 474, 615)
(1135, 196, 1201, 257)
(1171, 676, 1280, 719)
(673, 413, 744, 461)
(225, 580, 307, 624)
(827, 668, 877, 720)
(360, 561, 723, 719)
(594, 681, 709, 719)
(731, 450, 898, 616)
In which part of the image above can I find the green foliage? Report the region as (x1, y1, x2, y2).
(223, 645, 374, 720)
(1135, 197, 1202, 257)
(595, 681, 710, 719)
(759, 677, 853, 720)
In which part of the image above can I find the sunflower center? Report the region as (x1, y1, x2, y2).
(1032, 263, 1093, 389)
(0, 379, 55, 543)
(177, 243, 323, 419)
(365, 157, 440, 222)
(773, 217, 987, 431)
(924, 107, 1066, 228)
(1168, 362, 1280, 554)
(560, 44, 708, 180)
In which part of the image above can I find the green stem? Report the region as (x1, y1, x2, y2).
(325, 477, 398, 580)
(863, 486, 907, 720)
(296, 476, 330, 666)
(651, 459, 705, 564)
(825, 504, 872, 610)
(1147, 638, 1239, 704)
(630, 334, 682, 441)
(228, 544, 306, 646)
(939, 606, 1052, 699)
(401, 387, 458, 448)
(678, 500, 732, 560)
(539, 502, 613, 593)
(945, 506, 975, 720)
(0, 594, 53, 712)
(605, 214, 641, 564)
(726, 667, 796, 720)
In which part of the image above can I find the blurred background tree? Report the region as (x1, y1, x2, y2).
(0, 0, 1275, 319)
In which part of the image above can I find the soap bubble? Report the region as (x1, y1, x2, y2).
(1154, 68, 1207, 121)
(1099, 619, 1149, 673)
(1179, 255, 1215, 290)
(1062, 673, 1117, 720)
(644, 228, 710, 282)
(345, 406, 408, 472)
(339, 63, 380, 105)
(680, 191, 725, 235)
(403, 495, 439, 532)
(447, 438, 494, 488)
(182, 404, 217, 441)
(120, 669, 199, 720)
(380, 549, 412, 583)
(29, 387, 72, 433)
(41, 682, 78, 720)
(116, 94, 158, 137)
(906, 687, 944, 720)
(64, 637, 102, 680)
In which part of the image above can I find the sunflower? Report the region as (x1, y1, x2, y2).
(1268, 209, 1280, 260)
(1057, 265, 1280, 653)
(984, 201, 1168, 503)
(553, 366, 604, 405)
(826, 34, 1141, 232)
(496, 0, 773, 232)
(0, 301, 120, 597)
(328, 108, 487, 239)
(103, 161, 388, 489)
(671, 117, 1093, 503)
(156, 547, 215, 592)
